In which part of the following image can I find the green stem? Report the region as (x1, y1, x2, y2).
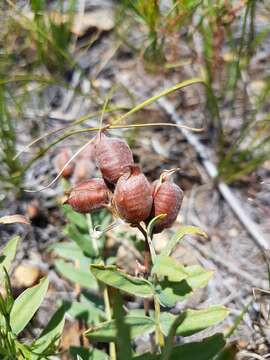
(137, 224, 163, 350)
(104, 286, 117, 360)
(161, 312, 186, 360)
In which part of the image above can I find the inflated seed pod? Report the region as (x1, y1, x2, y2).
(94, 132, 134, 184)
(54, 148, 75, 178)
(151, 174, 183, 233)
(113, 165, 153, 223)
(65, 178, 109, 214)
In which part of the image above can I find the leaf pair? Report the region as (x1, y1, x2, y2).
(90, 261, 212, 308)
(85, 306, 229, 342)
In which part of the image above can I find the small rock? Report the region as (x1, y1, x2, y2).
(13, 264, 41, 288)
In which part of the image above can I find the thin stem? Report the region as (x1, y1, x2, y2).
(137, 224, 151, 316)
(24, 137, 96, 192)
(104, 286, 117, 360)
(136, 224, 164, 350)
(161, 312, 186, 360)
(14, 106, 126, 160)
(112, 78, 204, 125)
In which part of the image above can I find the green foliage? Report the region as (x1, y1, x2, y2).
(31, 304, 66, 359)
(151, 255, 188, 282)
(0, 84, 23, 189)
(155, 264, 213, 308)
(85, 305, 228, 343)
(85, 315, 155, 342)
(55, 259, 98, 290)
(134, 333, 226, 360)
(10, 277, 49, 335)
(161, 226, 207, 256)
(160, 306, 229, 337)
(90, 264, 154, 298)
(60, 297, 106, 325)
(0, 236, 20, 283)
(0, 236, 65, 359)
(0, 0, 77, 190)
(118, 0, 270, 183)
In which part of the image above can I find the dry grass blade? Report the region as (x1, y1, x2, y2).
(0, 215, 30, 225)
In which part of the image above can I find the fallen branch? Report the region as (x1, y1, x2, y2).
(158, 97, 269, 251)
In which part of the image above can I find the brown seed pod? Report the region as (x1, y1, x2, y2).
(54, 148, 75, 178)
(94, 132, 134, 184)
(65, 178, 109, 214)
(151, 173, 183, 233)
(113, 165, 153, 223)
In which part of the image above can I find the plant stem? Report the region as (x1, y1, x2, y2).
(137, 223, 164, 350)
(137, 224, 151, 316)
(104, 286, 117, 360)
(161, 312, 186, 360)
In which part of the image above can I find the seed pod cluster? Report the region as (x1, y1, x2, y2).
(64, 131, 184, 232)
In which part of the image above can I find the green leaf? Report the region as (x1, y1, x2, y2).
(90, 265, 153, 298)
(32, 304, 66, 357)
(156, 265, 213, 307)
(3, 268, 14, 314)
(111, 290, 132, 360)
(63, 205, 88, 230)
(49, 241, 87, 261)
(61, 299, 105, 325)
(147, 214, 166, 238)
(134, 334, 226, 360)
(70, 346, 109, 360)
(0, 236, 20, 282)
(166, 333, 226, 360)
(55, 260, 98, 290)
(152, 255, 188, 282)
(65, 224, 96, 257)
(10, 276, 49, 335)
(162, 226, 207, 256)
(85, 316, 155, 342)
(185, 265, 213, 289)
(160, 306, 229, 337)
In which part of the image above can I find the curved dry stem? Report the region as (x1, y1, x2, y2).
(14, 106, 127, 160)
(22, 79, 205, 192)
(98, 86, 118, 130)
(24, 137, 95, 193)
(24, 122, 202, 172)
(111, 78, 205, 125)
(109, 122, 204, 132)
